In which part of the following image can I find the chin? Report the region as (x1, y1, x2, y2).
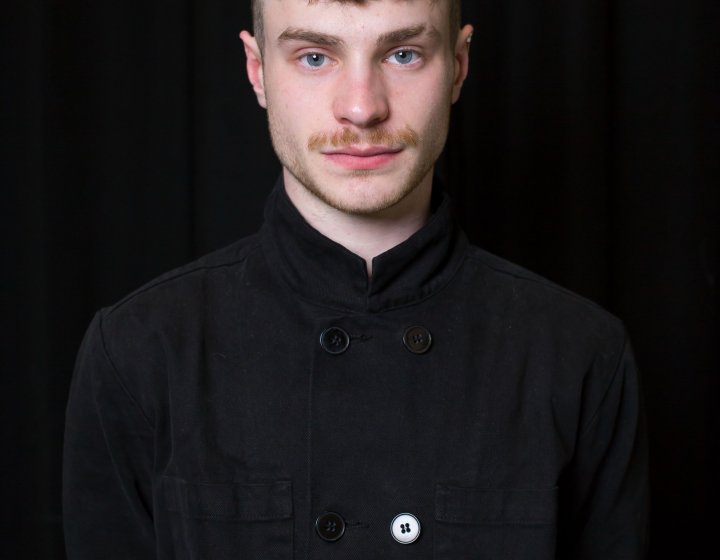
(284, 150, 433, 216)
(315, 177, 420, 216)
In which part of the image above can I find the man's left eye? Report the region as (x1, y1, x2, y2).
(389, 50, 417, 65)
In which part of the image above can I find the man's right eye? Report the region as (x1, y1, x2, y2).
(302, 53, 327, 68)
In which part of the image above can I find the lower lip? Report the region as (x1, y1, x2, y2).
(323, 151, 401, 171)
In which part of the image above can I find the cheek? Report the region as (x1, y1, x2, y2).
(269, 80, 331, 130)
(403, 91, 451, 138)
(387, 69, 454, 127)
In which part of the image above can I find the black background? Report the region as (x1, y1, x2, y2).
(2, 0, 718, 558)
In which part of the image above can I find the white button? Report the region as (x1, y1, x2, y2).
(391, 513, 421, 544)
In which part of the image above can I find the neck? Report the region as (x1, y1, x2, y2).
(283, 170, 434, 276)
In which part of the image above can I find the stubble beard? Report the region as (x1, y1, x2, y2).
(266, 104, 451, 217)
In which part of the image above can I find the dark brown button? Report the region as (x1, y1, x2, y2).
(316, 511, 346, 542)
(403, 326, 432, 354)
(320, 327, 350, 355)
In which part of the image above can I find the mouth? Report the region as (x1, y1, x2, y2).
(321, 146, 404, 171)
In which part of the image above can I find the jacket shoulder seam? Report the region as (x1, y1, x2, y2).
(577, 331, 629, 439)
(106, 240, 262, 316)
(465, 249, 615, 316)
(96, 312, 154, 431)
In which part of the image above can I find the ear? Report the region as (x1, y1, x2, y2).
(239, 30, 267, 108)
(451, 24, 473, 104)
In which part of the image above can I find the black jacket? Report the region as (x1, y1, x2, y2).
(63, 181, 648, 559)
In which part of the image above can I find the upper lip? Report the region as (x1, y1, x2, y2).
(322, 146, 403, 157)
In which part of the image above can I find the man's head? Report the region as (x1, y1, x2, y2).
(241, 0, 472, 216)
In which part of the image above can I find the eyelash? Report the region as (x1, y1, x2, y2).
(297, 48, 422, 70)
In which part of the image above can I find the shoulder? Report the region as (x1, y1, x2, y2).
(94, 234, 265, 363)
(110, 234, 262, 311)
(459, 245, 635, 429)
(82, 234, 264, 416)
(100, 234, 262, 322)
(460, 244, 627, 348)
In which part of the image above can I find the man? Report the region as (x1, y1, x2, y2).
(63, 1, 648, 558)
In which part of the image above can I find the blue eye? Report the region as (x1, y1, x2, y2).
(303, 53, 326, 68)
(390, 50, 416, 65)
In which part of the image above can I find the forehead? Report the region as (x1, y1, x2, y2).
(262, 0, 449, 39)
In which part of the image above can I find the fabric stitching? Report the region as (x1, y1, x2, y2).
(577, 332, 629, 440)
(106, 240, 263, 317)
(97, 312, 154, 431)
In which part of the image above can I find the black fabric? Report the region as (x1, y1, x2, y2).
(160, 477, 293, 520)
(263, 179, 468, 313)
(63, 180, 647, 558)
(2, 0, 718, 558)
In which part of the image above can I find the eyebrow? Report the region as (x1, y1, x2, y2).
(277, 24, 440, 48)
(278, 28, 343, 47)
(377, 24, 439, 46)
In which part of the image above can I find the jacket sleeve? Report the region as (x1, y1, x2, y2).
(560, 332, 649, 559)
(63, 312, 156, 559)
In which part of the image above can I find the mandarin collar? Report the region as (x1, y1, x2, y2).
(260, 177, 468, 313)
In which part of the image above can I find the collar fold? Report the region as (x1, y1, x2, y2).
(260, 177, 468, 313)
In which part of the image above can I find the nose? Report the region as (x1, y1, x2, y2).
(332, 64, 390, 129)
